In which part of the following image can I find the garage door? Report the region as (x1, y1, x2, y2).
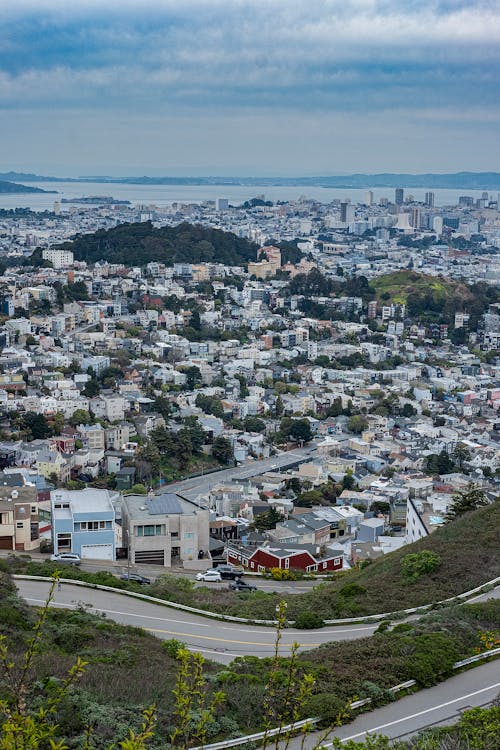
(135, 549, 165, 565)
(81, 544, 113, 561)
(0, 536, 13, 550)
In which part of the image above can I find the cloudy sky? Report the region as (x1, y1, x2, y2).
(0, 0, 499, 176)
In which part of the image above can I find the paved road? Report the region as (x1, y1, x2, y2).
(16, 579, 379, 664)
(285, 660, 500, 747)
(170, 444, 318, 500)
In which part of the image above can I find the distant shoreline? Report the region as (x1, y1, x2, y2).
(1, 171, 500, 191)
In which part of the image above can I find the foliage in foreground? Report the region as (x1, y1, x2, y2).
(1, 565, 499, 749)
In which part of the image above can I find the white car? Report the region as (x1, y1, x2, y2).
(196, 569, 222, 582)
(50, 552, 81, 566)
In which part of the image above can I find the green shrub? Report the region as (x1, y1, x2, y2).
(400, 551, 442, 583)
(294, 611, 324, 629)
(161, 638, 186, 658)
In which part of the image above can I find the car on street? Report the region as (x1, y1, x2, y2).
(196, 569, 222, 582)
(214, 564, 244, 580)
(50, 552, 81, 566)
(229, 579, 257, 592)
(119, 572, 151, 585)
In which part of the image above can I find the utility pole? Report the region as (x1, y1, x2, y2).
(125, 527, 131, 577)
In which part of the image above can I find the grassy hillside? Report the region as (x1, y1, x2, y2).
(371, 270, 472, 306)
(55, 220, 258, 267)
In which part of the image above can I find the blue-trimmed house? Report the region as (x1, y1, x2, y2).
(51, 488, 116, 561)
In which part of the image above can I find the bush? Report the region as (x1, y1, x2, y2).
(161, 638, 186, 658)
(400, 551, 442, 583)
(267, 568, 298, 581)
(293, 611, 324, 629)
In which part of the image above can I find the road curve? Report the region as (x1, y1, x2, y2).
(16, 579, 378, 664)
(284, 660, 499, 747)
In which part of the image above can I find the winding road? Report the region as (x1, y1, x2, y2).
(16, 579, 379, 663)
(15, 578, 500, 744)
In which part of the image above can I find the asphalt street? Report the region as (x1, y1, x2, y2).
(16, 579, 379, 663)
(15, 580, 500, 746)
(169, 444, 318, 500)
(284, 660, 500, 747)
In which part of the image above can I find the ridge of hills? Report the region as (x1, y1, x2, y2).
(2, 170, 500, 189)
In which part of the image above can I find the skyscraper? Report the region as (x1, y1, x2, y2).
(425, 191, 435, 207)
(395, 188, 404, 205)
(364, 190, 373, 206)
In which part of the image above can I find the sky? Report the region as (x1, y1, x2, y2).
(0, 0, 499, 177)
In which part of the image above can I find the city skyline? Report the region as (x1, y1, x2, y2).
(0, 0, 499, 176)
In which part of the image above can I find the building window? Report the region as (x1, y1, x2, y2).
(135, 524, 166, 537)
(80, 522, 87, 530)
(284, 558, 290, 569)
(334, 558, 341, 566)
(31, 506, 37, 514)
(184, 532, 194, 539)
(16, 522, 24, 529)
(322, 562, 327, 569)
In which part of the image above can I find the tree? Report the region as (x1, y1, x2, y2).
(22, 412, 52, 439)
(251, 506, 284, 532)
(348, 415, 368, 435)
(212, 436, 233, 464)
(401, 403, 417, 418)
(446, 484, 488, 521)
(243, 416, 266, 433)
(69, 409, 92, 427)
(342, 470, 356, 491)
(136, 441, 161, 480)
(83, 377, 100, 398)
(184, 365, 202, 390)
(452, 442, 472, 469)
(235, 373, 249, 398)
(275, 395, 284, 417)
(289, 419, 312, 444)
(52, 412, 65, 435)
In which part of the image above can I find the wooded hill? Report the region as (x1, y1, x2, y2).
(56, 221, 259, 267)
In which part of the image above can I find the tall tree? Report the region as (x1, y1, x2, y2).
(446, 484, 488, 521)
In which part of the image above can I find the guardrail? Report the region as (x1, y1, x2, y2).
(188, 649, 500, 750)
(13, 575, 280, 625)
(13, 573, 500, 628)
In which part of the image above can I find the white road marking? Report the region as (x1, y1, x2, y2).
(333, 682, 500, 744)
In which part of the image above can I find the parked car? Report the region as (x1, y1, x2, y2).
(214, 564, 244, 580)
(196, 569, 222, 582)
(229, 579, 257, 592)
(50, 552, 81, 566)
(120, 572, 151, 585)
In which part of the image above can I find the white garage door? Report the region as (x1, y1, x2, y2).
(81, 544, 113, 561)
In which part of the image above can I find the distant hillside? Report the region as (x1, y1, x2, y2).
(56, 220, 258, 266)
(369, 270, 500, 327)
(2, 170, 500, 189)
(0, 180, 56, 194)
(371, 270, 473, 306)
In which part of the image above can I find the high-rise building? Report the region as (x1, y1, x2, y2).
(410, 208, 421, 229)
(364, 190, 373, 206)
(425, 192, 435, 207)
(216, 198, 229, 211)
(340, 201, 354, 224)
(395, 188, 404, 205)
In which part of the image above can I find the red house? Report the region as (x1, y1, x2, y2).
(227, 543, 343, 574)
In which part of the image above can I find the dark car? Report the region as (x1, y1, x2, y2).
(215, 564, 244, 580)
(229, 579, 257, 592)
(120, 572, 151, 585)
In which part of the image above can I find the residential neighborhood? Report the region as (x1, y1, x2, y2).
(0, 189, 498, 575)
